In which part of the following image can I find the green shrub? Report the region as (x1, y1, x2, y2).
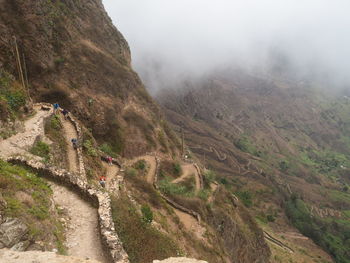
(50, 115, 62, 130)
(198, 189, 210, 201)
(279, 160, 289, 172)
(0, 70, 27, 115)
(173, 163, 182, 176)
(285, 197, 350, 263)
(141, 205, 153, 223)
(235, 190, 253, 207)
(99, 143, 117, 158)
(234, 135, 259, 156)
(135, 160, 146, 171)
(30, 141, 50, 160)
(126, 168, 137, 177)
(83, 139, 98, 157)
(266, 214, 276, 222)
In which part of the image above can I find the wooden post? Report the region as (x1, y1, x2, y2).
(22, 53, 29, 90)
(13, 36, 25, 89)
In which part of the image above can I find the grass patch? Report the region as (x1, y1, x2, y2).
(234, 134, 261, 157)
(30, 141, 50, 161)
(159, 177, 195, 197)
(111, 195, 180, 263)
(44, 115, 67, 167)
(198, 189, 210, 201)
(0, 160, 62, 250)
(235, 190, 253, 208)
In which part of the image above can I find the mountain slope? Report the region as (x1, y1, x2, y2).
(0, 0, 178, 157)
(157, 69, 350, 262)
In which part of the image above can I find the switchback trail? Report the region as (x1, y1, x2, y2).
(172, 163, 201, 193)
(54, 113, 108, 262)
(127, 155, 157, 184)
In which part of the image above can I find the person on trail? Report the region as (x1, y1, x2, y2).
(107, 156, 113, 166)
(53, 103, 59, 114)
(62, 109, 69, 120)
(99, 175, 106, 188)
(71, 138, 78, 149)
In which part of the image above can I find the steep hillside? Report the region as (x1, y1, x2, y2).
(157, 70, 350, 263)
(0, 0, 179, 157)
(0, 1, 272, 263)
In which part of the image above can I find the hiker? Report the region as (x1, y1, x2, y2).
(99, 175, 106, 188)
(71, 138, 78, 149)
(107, 156, 113, 166)
(61, 109, 69, 120)
(53, 103, 60, 114)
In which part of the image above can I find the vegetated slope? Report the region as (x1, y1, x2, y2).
(0, 0, 179, 158)
(157, 69, 350, 263)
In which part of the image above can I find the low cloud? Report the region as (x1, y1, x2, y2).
(103, 0, 350, 91)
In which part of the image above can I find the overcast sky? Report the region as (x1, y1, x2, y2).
(103, 0, 350, 91)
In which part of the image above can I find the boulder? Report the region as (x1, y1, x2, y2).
(0, 218, 28, 248)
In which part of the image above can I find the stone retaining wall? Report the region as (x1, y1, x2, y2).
(7, 157, 129, 263)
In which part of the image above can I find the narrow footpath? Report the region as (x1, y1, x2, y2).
(53, 115, 108, 262)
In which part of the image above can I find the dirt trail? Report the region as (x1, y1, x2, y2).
(102, 162, 119, 191)
(60, 116, 79, 173)
(208, 183, 218, 203)
(0, 249, 101, 263)
(0, 105, 51, 158)
(264, 231, 294, 253)
(55, 115, 108, 262)
(174, 209, 206, 240)
(50, 183, 107, 262)
(0, 106, 107, 262)
(172, 164, 201, 193)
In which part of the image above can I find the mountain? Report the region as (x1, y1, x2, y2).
(157, 68, 350, 263)
(0, 1, 272, 263)
(0, 0, 180, 158)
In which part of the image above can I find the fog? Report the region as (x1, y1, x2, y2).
(103, 0, 350, 92)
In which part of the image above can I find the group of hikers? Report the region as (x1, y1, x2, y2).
(53, 102, 113, 189)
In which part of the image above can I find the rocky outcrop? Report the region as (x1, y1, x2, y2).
(0, 249, 102, 263)
(310, 206, 342, 218)
(0, 218, 28, 251)
(153, 258, 208, 263)
(7, 156, 129, 263)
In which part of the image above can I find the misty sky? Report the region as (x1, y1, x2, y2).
(103, 0, 350, 90)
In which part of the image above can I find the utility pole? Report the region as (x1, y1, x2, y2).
(181, 126, 185, 157)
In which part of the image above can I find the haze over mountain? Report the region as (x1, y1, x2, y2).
(104, 0, 350, 92)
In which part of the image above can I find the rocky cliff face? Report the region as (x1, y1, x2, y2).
(0, 0, 179, 157)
